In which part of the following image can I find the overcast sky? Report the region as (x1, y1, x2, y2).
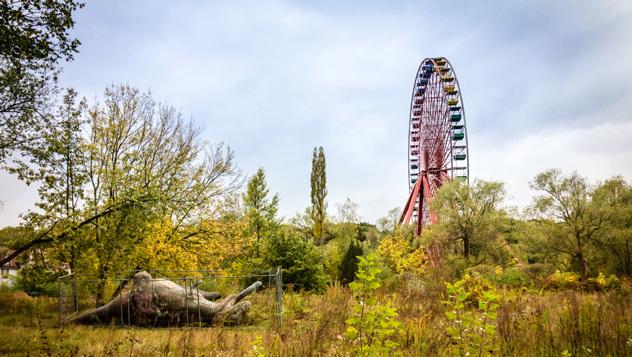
(1, 0, 632, 226)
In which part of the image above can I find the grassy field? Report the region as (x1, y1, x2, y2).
(1, 280, 632, 356)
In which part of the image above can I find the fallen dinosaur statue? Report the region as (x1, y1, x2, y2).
(64, 271, 262, 326)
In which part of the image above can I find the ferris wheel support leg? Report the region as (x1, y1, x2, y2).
(415, 202, 423, 237)
(399, 177, 423, 225)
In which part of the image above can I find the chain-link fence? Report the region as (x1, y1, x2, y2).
(58, 267, 282, 328)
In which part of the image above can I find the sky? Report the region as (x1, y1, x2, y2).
(1, 0, 632, 226)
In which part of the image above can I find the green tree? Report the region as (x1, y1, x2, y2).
(0, 89, 90, 276)
(33, 89, 87, 274)
(531, 169, 604, 280)
(0, 226, 33, 249)
(243, 168, 279, 256)
(321, 200, 361, 284)
(428, 179, 507, 260)
(1, 85, 241, 304)
(85, 85, 240, 302)
(264, 226, 326, 292)
(0, 0, 84, 165)
(376, 207, 401, 234)
(592, 176, 632, 277)
(339, 238, 363, 285)
(356, 222, 380, 248)
(310, 146, 327, 244)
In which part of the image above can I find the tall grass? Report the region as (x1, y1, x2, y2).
(1, 280, 631, 356)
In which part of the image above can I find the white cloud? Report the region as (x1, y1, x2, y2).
(1, 0, 632, 226)
(475, 120, 632, 208)
(0, 172, 37, 227)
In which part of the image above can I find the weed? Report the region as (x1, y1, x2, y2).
(444, 274, 500, 357)
(345, 253, 403, 356)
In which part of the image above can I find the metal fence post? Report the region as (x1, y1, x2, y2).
(185, 278, 190, 327)
(119, 278, 123, 326)
(275, 266, 283, 328)
(127, 279, 131, 327)
(58, 277, 63, 326)
(72, 274, 78, 315)
(197, 277, 201, 328)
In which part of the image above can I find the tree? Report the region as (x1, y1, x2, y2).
(26, 89, 87, 273)
(376, 207, 402, 233)
(335, 198, 359, 224)
(428, 179, 506, 260)
(310, 146, 327, 244)
(592, 176, 632, 277)
(264, 227, 326, 292)
(339, 237, 363, 285)
(243, 168, 279, 256)
(530, 169, 604, 280)
(356, 222, 380, 248)
(0, 225, 34, 248)
(85, 85, 240, 302)
(0, 0, 84, 165)
(0, 89, 89, 289)
(1, 85, 241, 304)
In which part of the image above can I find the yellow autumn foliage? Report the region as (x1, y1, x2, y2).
(378, 230, 426, 275)
(131, 217, 253, 276)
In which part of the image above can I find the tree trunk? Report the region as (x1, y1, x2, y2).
(463, 237, 470, 259)
(577, 252, 590, 280)
(95, 264, 109, 306)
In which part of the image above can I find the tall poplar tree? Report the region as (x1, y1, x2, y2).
(310, 146, 327, 244)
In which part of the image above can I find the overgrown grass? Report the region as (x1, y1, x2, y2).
(1, 279, 631, 356)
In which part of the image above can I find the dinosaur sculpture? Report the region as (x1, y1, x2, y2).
(65, 271, 262, 326)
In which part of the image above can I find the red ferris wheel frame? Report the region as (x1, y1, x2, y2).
(399, 57, 470, 236)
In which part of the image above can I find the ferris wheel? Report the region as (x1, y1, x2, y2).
(399, 57, 470, 236)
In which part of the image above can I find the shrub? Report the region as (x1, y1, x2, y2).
(378, 230, 426, 275)
(474, 265, 531, 287)
(545, 270, 621, 291)
(589, 272, 619, 289)
(546, 270, 581, 289)
(13, 265, 61, 296)
(521, 263, 557, 281)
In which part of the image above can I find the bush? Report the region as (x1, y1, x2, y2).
(377, 229, 426, 275)
(264, 227, 327, 292)
(13, 265, 61, 296)
(521, 263, 557, 281)
(588, 272, 619, 290)
(545, 270, 621, 291)
(469, 265, 532, 287)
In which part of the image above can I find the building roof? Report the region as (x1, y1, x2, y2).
(0, 246, 19, 269)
